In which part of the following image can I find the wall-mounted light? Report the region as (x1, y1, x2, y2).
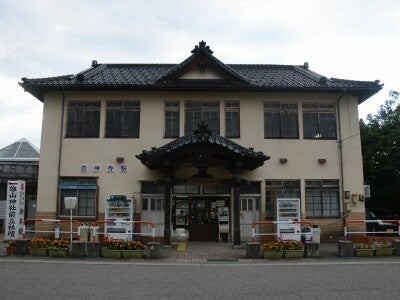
(116, 157, 124, 163)
(279, 158, 288, 164)
(318, 158, 326, 164)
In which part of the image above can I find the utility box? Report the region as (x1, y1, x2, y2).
(312, 226, 321, 243)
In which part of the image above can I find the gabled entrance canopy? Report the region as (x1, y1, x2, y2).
(136, 123, 269, 247)
(136, 122, 269, 173)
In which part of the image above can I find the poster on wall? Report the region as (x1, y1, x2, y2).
(5, 180, 26, 240)
(218, 207, 229, 234)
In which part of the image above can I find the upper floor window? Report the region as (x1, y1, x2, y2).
(225, 101, 240, 138)
(185, 101, 219, 135)
(303, 103, 337, 139)
(164, 101, 180, 138)
(66, 101, 100, 138)
(105, 101, 140, 138)
(264, 102, 298, 138)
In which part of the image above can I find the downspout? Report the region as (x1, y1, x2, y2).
(56, 88, 66, 216)
(336, 89, 346, 226)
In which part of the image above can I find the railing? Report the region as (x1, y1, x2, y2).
(251, 220, 314, 242)
(22, 218, 82, 239)
(93, 220, 156, 242)
(344, 219, 400, 239)
(22, 218, 156, 242)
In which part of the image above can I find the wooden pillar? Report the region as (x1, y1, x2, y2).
(163, 177, 172, 246)
(233, 183, 241, 246)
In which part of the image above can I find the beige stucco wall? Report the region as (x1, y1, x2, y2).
(36, 90, 365, 221)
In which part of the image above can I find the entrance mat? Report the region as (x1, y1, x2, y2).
(172, 242, 186, 252)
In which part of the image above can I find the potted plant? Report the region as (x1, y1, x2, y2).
(29, 237, 51, 256)
(283, 241, 304, 258)
(122, 240, 145, 258)
(372, 238, 393, 256)
(353, 237, 374, 256)
(101, 238, 122, 258)
(6, 240, 16, 255)
(262, 240, 283, 259)
(48, 239, 70, 257)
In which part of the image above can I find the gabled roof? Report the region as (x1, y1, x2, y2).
(0, 138, 40, 162)
(20, 41, 382, 103)
(136, 122, 269, 171)
(156, 40, 248, 83)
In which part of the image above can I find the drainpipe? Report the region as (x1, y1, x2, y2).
(336, 89, 346, 224)
(56, 88, 66, 215)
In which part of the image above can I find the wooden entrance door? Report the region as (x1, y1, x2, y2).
(188, 199, 219, 242)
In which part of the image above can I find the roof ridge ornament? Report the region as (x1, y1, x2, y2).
(191, 40, 213, 54)
(194, 121, 212, 136)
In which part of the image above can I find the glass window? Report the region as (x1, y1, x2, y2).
(141, 181, 165, 194)
(142, 198, 164, 211)
(105, 101, 140, 137)
(241, 181, 261, 195)
(185, 101, 219, 135)
(265, 180, 300, 218)
(173, 185, 200, 194)
(58, 177, 97, 217)
(164, 101, 180, 138)
(264, 102, 298, 138)
(203, 185, 231, 194)
(225, 101, 240, 138)
(305, 180, 339, 217)
(66, 101, 100, 138)
(303, 103, 337, 139)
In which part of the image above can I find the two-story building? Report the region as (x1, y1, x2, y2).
(20, 41, 381, 245)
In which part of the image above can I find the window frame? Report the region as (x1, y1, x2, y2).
(305, 179, 340, 218)
(224, 101, 240, 138)
(264, 101, 299, 139)
(265, 180, 301, 219)
(184, 101, 220, 135)
(66, 101, 101, 138)
(105, 100, 140, 138)
(302, 102, 337, 140)
(58, 177, 98, 218)
(164, 101, 180, 138)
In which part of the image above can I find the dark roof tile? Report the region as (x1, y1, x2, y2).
(20, 42, 382, 103)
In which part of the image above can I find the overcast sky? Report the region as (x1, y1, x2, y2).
(0, 0, 399, 149)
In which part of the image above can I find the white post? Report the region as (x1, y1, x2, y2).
(70, 208, 73, 254)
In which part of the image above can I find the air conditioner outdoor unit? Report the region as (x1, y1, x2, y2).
(364, 185, 371, 198)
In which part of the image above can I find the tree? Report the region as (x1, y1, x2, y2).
(360, 90, 400, 216)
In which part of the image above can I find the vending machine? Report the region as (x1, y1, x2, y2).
(276, 198, 301, 241)
(105, 195, 134, 240)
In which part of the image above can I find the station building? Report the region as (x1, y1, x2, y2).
(20, 41, 381, 245)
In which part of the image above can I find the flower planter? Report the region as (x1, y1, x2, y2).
(48, 248, 68, 257)
(354, 249, 374, 257)
(375, 248, 394, 257)
(102, 249, 122, 258)
(263, 250, 283, 259)
(6, 247, 15, 255)
(122, 250, 144, 258)
(29, 248, 48, 256)
(284, 250, 303, 258)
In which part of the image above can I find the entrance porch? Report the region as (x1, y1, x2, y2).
(136, 123, 269, 247)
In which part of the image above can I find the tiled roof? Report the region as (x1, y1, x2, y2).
(20, 42, 382, 103)
(136, 123, 269, 171)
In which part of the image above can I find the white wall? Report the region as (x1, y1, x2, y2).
(36, 90, 365, 216)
